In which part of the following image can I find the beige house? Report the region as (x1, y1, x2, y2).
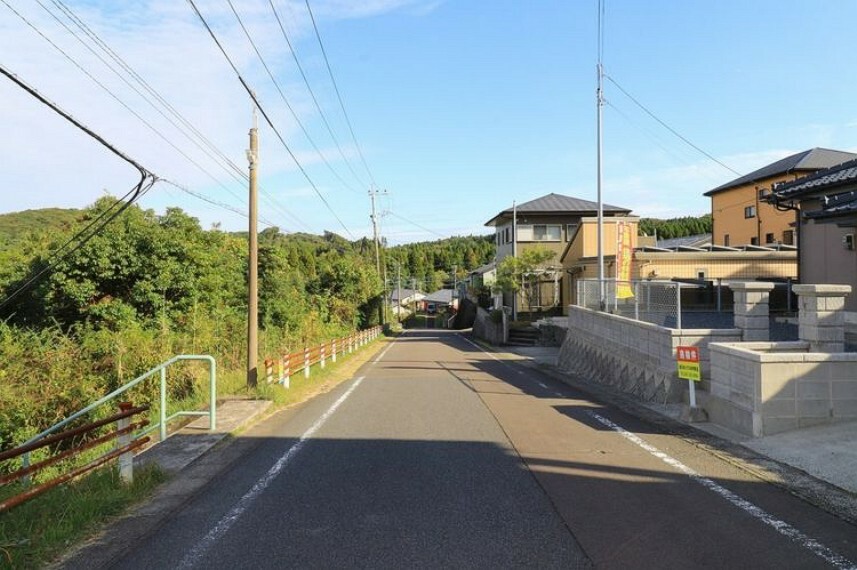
(562, 218, 796, 310)
(768, 158, 857, 312)
(485, 193, 631, 315)
(704, 148, 856, 247)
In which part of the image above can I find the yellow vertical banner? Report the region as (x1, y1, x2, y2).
(616, 221, 634, 299)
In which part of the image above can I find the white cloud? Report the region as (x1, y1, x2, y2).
(0, 0, 424, 235)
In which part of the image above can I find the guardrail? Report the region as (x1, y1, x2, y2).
(0, 402, 150, 512)
(16, 355, 216, 479)
(263, 326, 382, 387)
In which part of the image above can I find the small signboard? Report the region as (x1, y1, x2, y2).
(676, 346, 701, 382)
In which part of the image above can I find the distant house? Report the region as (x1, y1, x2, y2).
(421, 288, 457, 313)
(485, 193, 631, 315)
(389, 288, 425, 316)
(467, 262, 497, 289)
(767, 158, 857, 311)
(704, 148, 857, 247)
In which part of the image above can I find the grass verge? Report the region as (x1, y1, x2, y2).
(0, 464, 166, 569)
(0, 334, 393, 568)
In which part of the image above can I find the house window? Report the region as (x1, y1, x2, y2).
(744, 206, 756, 218)
(783, 230, 794, 245)
(533, 224, 561, 241)
(765, 233, 775, 244)
(724, 234, 730, 247)
(566, 224, 579, 241)
(505, 227, 511, 243)
(750, 236, 759, 246)
(696, 269, 707, 281)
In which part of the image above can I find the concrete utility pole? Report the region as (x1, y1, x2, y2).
(369, 187, 386, 325)
(511, 201, 518, 321)
(396, 263, 402, 323)
(247, 104, 259, 388)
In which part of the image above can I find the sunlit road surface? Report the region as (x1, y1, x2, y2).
(108, 331, 857, 569)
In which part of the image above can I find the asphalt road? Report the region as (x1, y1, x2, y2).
(103, 330, 857, 569)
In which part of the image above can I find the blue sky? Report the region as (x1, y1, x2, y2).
(1, 1, 856, 244)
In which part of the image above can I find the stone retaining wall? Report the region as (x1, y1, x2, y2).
(472, 307, 506, 345)
(558, 306, 741, 403)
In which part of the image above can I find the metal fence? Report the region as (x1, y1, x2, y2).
(575, 278, 799, 331)
(576, 279, 683, 328)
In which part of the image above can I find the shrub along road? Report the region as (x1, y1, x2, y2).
(81, 330, 857, 569)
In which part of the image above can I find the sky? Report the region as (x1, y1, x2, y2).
(1, 0, 856, 245)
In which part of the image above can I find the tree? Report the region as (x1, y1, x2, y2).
(493, 247, 556, 312)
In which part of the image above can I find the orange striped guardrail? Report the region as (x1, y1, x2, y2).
(264, 326, 382, 386)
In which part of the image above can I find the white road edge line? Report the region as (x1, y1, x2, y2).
(178, 332, 398, 568)
(460, 332, 855, 569)
(586, 410, 857, 570)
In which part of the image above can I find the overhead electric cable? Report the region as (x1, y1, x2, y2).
(604, 74, 742, 177)
(269, 0, 367, 191)
(48, 0, 246, 180)
(1, 0, 249, 209)
(32, 0, 302, 228)
(0, 63, 156, 311)
(388, 212, 447, 240)
(606, 101, 725, 185)
(186, 0, 355, 239)
(303, 0, 377, 188)
(161, 179, 284, 229)
(226, 0, 361, 195)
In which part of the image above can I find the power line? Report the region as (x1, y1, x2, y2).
(161, 179, 283, 229)
(226, 0, 361, 196)
(388, 212, 447, 240)
(36, 0, 304, 229)
(304, 0, 377, 188)
(268, 0, 368, 191)
(604, 74, 743, 177)
(605, 100, 725, 185)
(0, 63, 156, 311)
(2, 0, 250, 210)
(185, 0, 355, 239)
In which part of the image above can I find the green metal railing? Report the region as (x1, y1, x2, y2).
(20, 354, 216, 474)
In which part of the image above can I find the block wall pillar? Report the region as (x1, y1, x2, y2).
(793, 284, 851, 352)
(731, 282, 775, 341)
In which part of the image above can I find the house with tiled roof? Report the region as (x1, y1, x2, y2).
(767, 157, 857, 311)
(704, 148, 857, 247)
(485, 193, 634, 316)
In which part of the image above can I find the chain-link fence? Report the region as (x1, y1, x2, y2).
(575, 278, 799, 331)
(576, 279, 683, 328)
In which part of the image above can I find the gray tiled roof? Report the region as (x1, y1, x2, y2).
(469, 261, 496, 275)
(485, 193, 630, 226)
(804, 190, 857, 221)
(390, 288, 423, 302)
(772, 158, 857, 200)
(423, 289, 454, 303)
(703, 148, 857, 197)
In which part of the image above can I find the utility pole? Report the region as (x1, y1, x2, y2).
(396, 263, 402, 323)
(596, 0, 606, 311)
(369, 187, 386, 325)
(247, 103, 259, 388)
(511, 201, 518, 321)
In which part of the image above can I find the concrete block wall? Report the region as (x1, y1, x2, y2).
(558, 306, 741, 404)
(709, 342, 857, 436)
(472, 307, 506, 345)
